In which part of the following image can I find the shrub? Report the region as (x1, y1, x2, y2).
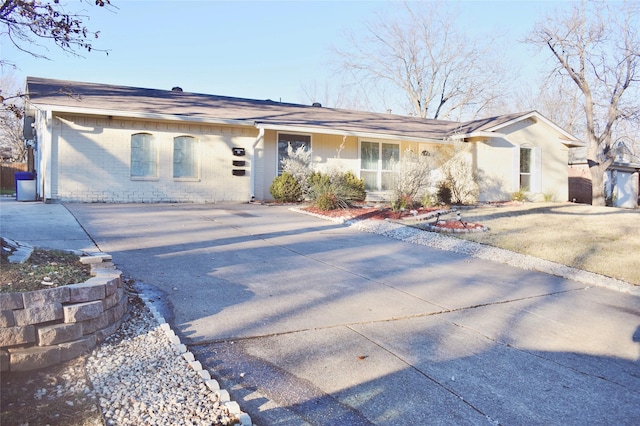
(316, 192, 340, 210)
(437, 142, 479, 205)
(421, 192, 437, 207)
(436, 183, 452, 205)
(308, 171, 331, 189)
(270, 172, 302, 202)
(282, 144, 313, 197)
(511, 187, 528, 202)
(391, 194, 414, 212)
(390, 149, 434, 208)
(307, 170, 366, 210)
(342, 171, 366, 201)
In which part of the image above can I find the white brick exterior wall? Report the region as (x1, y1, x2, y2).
(51, 115, 258, 203)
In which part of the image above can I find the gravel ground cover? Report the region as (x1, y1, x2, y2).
(85, 290, 241, 426)
(1, 282, 243, 426)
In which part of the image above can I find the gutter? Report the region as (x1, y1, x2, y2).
(250, 128, 265, 200)
(29, 103, 256, 127)
(254, 122, 447, 144)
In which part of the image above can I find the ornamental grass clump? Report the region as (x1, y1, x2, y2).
(307, 170, 366, 211)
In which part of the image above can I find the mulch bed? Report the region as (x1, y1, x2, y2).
(300, 205, 488, 232)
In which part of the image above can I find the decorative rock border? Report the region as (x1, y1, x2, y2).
(0, 253, 127, 372)
(398, 209, 489, 233)
(139, 293, 253, 426)
(413, 221, 489, 234)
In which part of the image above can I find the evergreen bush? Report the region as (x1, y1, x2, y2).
(270, 172, 302, 202)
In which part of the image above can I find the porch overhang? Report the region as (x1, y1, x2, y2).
(254, 122, 448, 144)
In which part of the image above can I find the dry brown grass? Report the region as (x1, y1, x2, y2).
(0, 248, 92, 293)
(453, 202, 640, 285)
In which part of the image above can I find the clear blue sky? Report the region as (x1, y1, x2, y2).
(2, 0, 568, 112)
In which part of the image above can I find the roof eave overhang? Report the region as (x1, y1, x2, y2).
(447, 131, 504, 140)
(560, 138, 586, 148)
(610, 162, 640, 172)
(482, 111, 539, 132)
(255, 122, 446, 144)
(28, 103, 256, 127)
(484, 111, 584, 146)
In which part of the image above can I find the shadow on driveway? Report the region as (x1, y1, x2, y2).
(65, 202, 640, 425)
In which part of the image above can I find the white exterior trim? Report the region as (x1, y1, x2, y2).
(256, 123, 446, 144)
(276, 131, 313, 175)
(484, 111, 584, 147)
(358, 137, 401, 192)
(28, 103, 256, 127)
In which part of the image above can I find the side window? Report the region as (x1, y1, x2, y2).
(131, 133, 157, 178)
(278, 133, 311, 175)
(519, 146, 541, 192)
(519, 147, 532, 190)
(173, 136, 199, 179)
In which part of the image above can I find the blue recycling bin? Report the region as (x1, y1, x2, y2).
(15, 171, 36, 201)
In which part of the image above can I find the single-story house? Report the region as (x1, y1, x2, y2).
(23, 77, 583, 203)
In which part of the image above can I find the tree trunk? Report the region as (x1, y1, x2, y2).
(588, 160, 606, 206)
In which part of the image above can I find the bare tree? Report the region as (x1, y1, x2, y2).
(299, 79, 373, 111)
(0, 74, 26, 161)
(334, 1, 509, 120)
(526, 0, 640, 206)
(1, 0, 112, 65)
(513, 76, 585, 139)
(1, 1, 113, 115)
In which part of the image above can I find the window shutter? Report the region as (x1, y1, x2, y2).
(512, 147, 520, 191)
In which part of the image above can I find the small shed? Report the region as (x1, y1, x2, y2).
(606, 162, 640, 209)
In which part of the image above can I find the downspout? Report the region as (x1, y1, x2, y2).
(250, 127, 265, 201)
(42, 110, 53, 202)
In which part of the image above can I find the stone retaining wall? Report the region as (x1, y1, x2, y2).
(0, 253, 127, 372)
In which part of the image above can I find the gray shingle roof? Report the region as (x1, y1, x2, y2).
(25, 77, 574, 144)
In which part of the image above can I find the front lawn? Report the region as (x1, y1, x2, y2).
(453, 202, 639, 285)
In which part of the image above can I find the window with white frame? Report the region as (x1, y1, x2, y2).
(130, 133, 157, 178)
(360, 140, 400, 191)
(173, 136, 199, 179)
(278, 133, 311, 175)
(520, 147, 532, 190)
(519, 146, 541, 192)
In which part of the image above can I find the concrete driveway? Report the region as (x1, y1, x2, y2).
(47, 203, 640, 424)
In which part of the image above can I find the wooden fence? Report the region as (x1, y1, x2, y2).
(0, 163, 29, 190)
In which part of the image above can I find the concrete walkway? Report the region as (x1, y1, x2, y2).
(0, 198, 97, 252)
(2, 199, 639, 425)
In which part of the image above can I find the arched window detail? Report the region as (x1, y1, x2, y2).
(131, 133, 157, 178)
(173, 136, 199, 179)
